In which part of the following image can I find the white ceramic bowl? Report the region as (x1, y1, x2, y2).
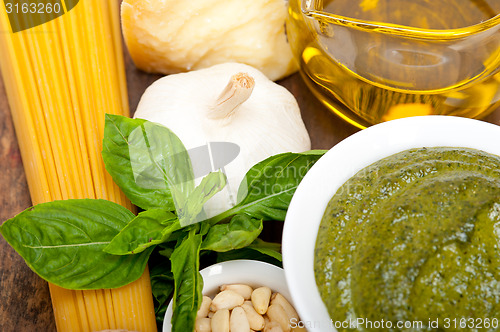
(163, 259, 292, 332)
(282, 116, 500, 332)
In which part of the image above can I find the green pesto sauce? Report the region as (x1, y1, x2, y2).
(315, 147, 500, 331)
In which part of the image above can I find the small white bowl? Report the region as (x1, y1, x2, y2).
(282, 116, 500, 332)
(162, 259, 291, 332)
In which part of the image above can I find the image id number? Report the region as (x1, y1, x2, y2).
(444, 318, 499, 329)
(5, 2, 62, 14)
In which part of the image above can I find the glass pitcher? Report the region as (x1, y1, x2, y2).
(286, 0, 500, 128)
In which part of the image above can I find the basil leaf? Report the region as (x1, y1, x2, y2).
(216, 239, 282, 266)
(209, 151, 325, 223)
(198, 221, 212, 237)
(170, 229, 203, 332)
(201, 214, 263, 252)
(104, 209, 179, 255)
(246, 238, 282, 262)
(234, 151, 325, 220)
(180, 171, 227, 227)
(149, 253, 175, 325)
(102, 114, 195, 211)
(0, 199, 152, 290)
(103, 114, 170, 210)
(132, 120, 195, 211)
(158, 244, 176, 258)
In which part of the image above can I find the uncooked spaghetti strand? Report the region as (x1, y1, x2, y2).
(37, 17, 87, 200)
(20, 24, 72, 200)
(83, 0, 122, 203)
(18, 12, 66, 201)
(0, 44, 50, 203)
(55, 11, 96, 199)
(108, 0, 130, 115)
(91, 0, 129, 203)
(74, 1, 112, 201)
(0, 19, 55, 203)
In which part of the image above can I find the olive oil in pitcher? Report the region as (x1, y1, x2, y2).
(287, 0, 500, 127)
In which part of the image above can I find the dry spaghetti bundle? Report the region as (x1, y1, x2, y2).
(0, 1, 157, 331)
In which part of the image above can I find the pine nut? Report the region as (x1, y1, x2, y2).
(211, 290, 245, 311)
(221, 284, 253, 300)
(197, 296, 212, 318)
(230, 306, 250, 332)
(264, 321, 284, 332)
(266, 304, 291, 332)
(270, 293, 299, 322)
(211, 309, 230, 332)
(242, 301, 265, 331)
(193, 283, 301, 332)
(251, 287, 272, 315)
(195, 317, 212, 332)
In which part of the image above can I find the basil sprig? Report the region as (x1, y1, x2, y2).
(0, 199, 152, 289)
(0, 114, 325, 331)
(207, 150, 326, 224)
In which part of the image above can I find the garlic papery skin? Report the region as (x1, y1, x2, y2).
(134, 62, 311, 217)
(121, 0, 297, 81)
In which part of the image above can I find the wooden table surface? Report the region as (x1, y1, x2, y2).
(1, 27, 500, 332)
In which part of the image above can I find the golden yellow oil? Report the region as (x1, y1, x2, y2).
(287, 0, 500, 128)
(324, 0, 497, 29)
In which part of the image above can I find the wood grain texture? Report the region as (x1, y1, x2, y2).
(0, 4, 499, 331)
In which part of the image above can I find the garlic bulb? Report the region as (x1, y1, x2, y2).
(121, 0, 297, 81)
(134, 63, 311, 217)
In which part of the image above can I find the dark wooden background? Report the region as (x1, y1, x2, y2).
(1, 13, 500, 332)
